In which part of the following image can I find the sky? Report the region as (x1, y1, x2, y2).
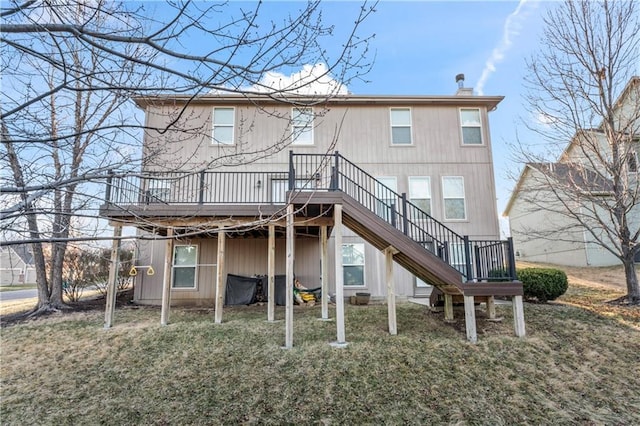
(251, 0, 551, 234)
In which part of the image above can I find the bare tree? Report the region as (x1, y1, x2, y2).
(0, 0, 375, 313)
(514, 0, 639, 303)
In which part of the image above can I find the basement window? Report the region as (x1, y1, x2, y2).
(172, 245, 198, 289)
(342, 243, 365, 287)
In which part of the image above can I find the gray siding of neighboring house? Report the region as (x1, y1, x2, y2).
(132, 97, 502, 304)
(0, 248, 37, 285)
(507, 168, 627, 267)
(508, 191, 590, 267)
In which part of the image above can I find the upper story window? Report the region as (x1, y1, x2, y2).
(408, 176, 431, 216)
(292, 107, 314, 145)
(212, 107, 235, 145)
(442, 176, 466, 220)
(390, 108, 412, 145)
(460, 108, 483, 145)
(172, 245, 198, 289)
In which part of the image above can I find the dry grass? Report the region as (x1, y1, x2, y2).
(518, 261, 639, 329)
(2, 286, 639, 425)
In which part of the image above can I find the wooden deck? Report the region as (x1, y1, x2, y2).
(101, 189, 522, 299)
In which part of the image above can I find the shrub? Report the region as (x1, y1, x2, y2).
(517, 267, 568, 302)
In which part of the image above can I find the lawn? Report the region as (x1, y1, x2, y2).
(1, 281, 639, 425)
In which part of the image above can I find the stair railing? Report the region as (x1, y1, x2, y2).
(289, 151, 516, 282)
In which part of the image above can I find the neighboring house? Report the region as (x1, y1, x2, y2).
(101, 78, 524, 341)
(504, 77, 640, 267)
(0, 245, 36, 285)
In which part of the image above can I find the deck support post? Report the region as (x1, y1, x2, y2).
(160, 227, 174, 326)
(104, 224, 122, 329)
(320, 225, 329, 320)
(285, 204, 295, 348)
(486, 296, 496, 320)
(332, 204, 347, 347)
(444, 293, 454, 322)
(214, 229, 226, 324)
(463, 295, 477, 343)
(512, 295, 526, 337)
(267, 224, 276, 322)
(385, 246, 398, 335)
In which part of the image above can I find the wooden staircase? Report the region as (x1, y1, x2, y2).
(289, 151, 522, 300)
(290, 151, 526, 341)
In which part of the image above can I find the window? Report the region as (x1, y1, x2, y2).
(375, 176, 397, 222)
(415, 277, 431, 288)
(460, 108, 483, 145)
(390, 108, 412, 145)
(146, 179, 170, 203)
(442, 176, 466, 220)
(628, 152, 638, 173)
(271, 179, 316, 203)
(212, 107, 234, 145)
(342, 243, 365, 286)
(449, 243, 467, 275)
(292, 107, 314, 145)
(172, 245, 198, 289)
(408, 176, 431, 215)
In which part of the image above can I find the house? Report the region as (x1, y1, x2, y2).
(504, 77, 640, 267)
(100, 78, 525, 343)
(0, 245, 36, 285)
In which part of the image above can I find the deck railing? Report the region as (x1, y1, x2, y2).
(104, 151, 517, 282)
(106, 170, 289, 205)
(289, 151, 517, 282)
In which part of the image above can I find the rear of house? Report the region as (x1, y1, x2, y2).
(101, 88, 512, 307)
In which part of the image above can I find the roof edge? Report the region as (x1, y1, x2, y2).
(132, 93, 504, 110)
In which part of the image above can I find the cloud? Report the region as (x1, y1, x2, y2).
(476, 0, 538, 95)
(246, 63, 349, 95)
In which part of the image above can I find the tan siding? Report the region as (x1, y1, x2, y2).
(134, 97, 503, 303)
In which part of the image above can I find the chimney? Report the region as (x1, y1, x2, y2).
(455, 73, 474, 96)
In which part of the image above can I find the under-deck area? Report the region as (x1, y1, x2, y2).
(100, 152, 525, 343)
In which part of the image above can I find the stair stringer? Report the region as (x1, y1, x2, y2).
(338, 193, 464, 296)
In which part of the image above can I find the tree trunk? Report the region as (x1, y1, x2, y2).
(623, 258, 639, 304)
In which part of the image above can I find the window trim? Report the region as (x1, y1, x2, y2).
(342, 242, 366, 288)
(270, 178, 317, 203)
(441, 176, 467, 221)
(212, 107, 235, 145)
(459, 108, 484, 146)
(628, 151, 638, 173)
(146, 178, 171, 203)
(291, 107, 314, 145)
(171, 244, 198, 290)
(375, 176, 398, 222)
(448, 242, 467, 274)
(408, 176, 432, 216)
(390, 107, 413, 146)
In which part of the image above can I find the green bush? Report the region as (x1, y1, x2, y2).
(517, 267, 568, 302)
